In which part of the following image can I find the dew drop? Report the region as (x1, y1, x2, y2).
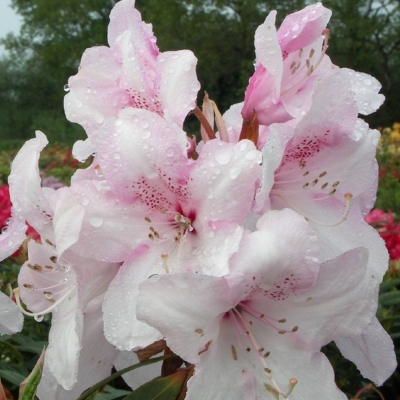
(34, 314, 44, 322)
(63, 84, 70, 92)
(89, 216, 104, 227)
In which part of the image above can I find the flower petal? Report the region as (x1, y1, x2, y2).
(335, 317, 396, 386)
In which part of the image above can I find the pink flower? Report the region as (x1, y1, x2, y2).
(9, 132, 121, 393)
(241, 3, 383, 127)
(365, 208, 400, 260)
(65, 0, 200, 162)
(137, 209, 395, 398)
(68, 109, 263, 351)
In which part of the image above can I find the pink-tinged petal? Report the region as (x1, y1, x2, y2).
(271, 73, 379, 225)
(9, 131, 52, 233)
(137, 273, 233, 364)
(312, 209, 389, 281)
(52, 188, 84, 259)
(18, 255, 80, 389)
(18, 240, 118, 390)
(278, 3, 331, 56)
(280, 36, 331, 113)
(114, 351, 161, 390)
(190, 139, 262, 223)
(183, 223, 243, 277)
(45, 283, 81, 390)
(68, 180, 147, 262)
(115, 30, 160, 109)
(18, 241, 75, 314)
(185, 318, 346, 400)
(158, 50, 200, 127)
(36, 297, 119, 400)
(65, 47, 130, 136)
(339, 68, 385, 115)
(71, 138, 96, 163)
(0, 291, 23, 335)
(95, 108, 188, 206)
(335, 317, 396, 386)
(242, 65, 291, 125)
(0, 210, 27, 261)
(108, 0, 158, 56)
(254, 122, 293, 212)
(229, 209, 319, 304)
(102, 246, 163, 351)
(223, 102, 245, 142)
(254, 11, 282, 82)
(275, 247, 377, 348)
(186, 318, 256, 400)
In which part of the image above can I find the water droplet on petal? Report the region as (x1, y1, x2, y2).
(89, 216, 104, 227)
(44, 292, 53, 300)
(34, 314, 44, 322)
(63, 84, 70, 92)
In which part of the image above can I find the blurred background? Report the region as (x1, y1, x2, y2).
(0, 0, 399, 145)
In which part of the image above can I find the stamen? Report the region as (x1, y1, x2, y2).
(13, 286, 76, 319)
(230, 307, 297, 398)
(276, 193, 353, 227)
(161, 253, 169, 273)
(281, 29, 330, 98)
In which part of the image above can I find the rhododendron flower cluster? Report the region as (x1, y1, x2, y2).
(0, 1, 396, 399)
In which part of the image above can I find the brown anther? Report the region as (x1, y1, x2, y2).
(28, 263, 42, 272)
(278, 330, 286, 334)
(311, 179, 318, 186)
(263, 351, 270, 358)
(292, 326, 299, 332)
(321, 182, 328, 189)
(319, 171, 327, 177)
(145, 216, 151, 222)
(231, 345, 238, 360)
(194, 328, 204, 336)
(278, 318, 286, 323)
(302, 182, 309, 188)
(264, 367, 272, 374)
(50, 256, 57, 263)
(23, 284, 33, 289)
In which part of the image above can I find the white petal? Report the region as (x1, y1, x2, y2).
(335, 317, 396, 386)
(0, 291, 23, 335)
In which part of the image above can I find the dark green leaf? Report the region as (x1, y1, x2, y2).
(122, 369, 188, 400)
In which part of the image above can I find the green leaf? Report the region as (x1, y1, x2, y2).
(91, 386, 132, 400)
(0, 370, 26, 386)
(18, 346, 45, 400)
(379, 290, 400, 307)
(380, 278, 400, 293)
(122, 369, 188, 400)
(77, 355, 171, 400)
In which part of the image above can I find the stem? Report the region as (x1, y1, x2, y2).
(192, 106, 216, 140)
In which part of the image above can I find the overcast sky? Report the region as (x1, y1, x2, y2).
(0, 0, 22, 56)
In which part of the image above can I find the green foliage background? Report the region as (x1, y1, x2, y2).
(1, 0, 400, 142)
